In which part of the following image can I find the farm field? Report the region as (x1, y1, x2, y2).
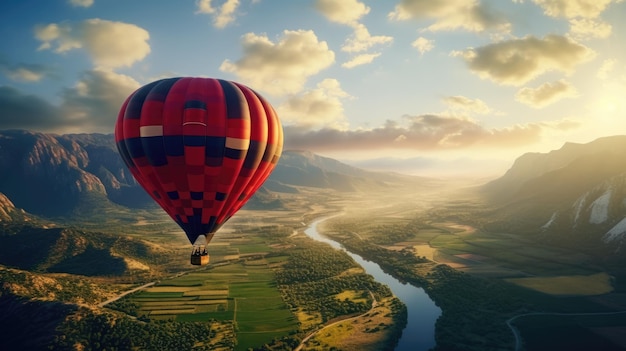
(323, 198, 611, 293)
(124, 260, 298, 351)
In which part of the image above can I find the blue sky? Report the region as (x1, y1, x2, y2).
(1, 0, 625, 177)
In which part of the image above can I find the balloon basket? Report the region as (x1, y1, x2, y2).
(191, 244, 209, 266)
(191, 253, 209, 266)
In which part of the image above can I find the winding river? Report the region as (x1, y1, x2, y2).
(304, 217, 441, 351)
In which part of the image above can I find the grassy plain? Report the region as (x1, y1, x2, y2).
(506, 272, 613, 296)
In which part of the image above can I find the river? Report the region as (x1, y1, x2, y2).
(304, 217, 442, 351)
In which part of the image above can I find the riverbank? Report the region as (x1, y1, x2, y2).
(319, 215, 528, 350)
(302, 216, 436, 351)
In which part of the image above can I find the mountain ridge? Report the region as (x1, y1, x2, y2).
(480, 135, 626, 255)
(0, 130, 418, 219)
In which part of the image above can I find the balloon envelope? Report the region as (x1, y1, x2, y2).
(115, 77, 283, 244)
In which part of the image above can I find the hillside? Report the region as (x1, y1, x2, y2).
(0, 224, 171, 276)
(479, 135, 626, 255)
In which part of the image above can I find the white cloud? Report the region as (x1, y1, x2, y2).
(456, 35, 595, 86)
(8, 68, 44, 82)
(0, 69, 140, 133)
(532, 0, 622, 19)
(220, 30, 335, 96)
(35, 19, 151, 69)
(315, 0, 370, 26)
(195, 0, 241, 28)
(278, 79, 350, 130)
(60, 69, 141, 132)
(0, 61, 55, 83)
(388, 0, 511, 33)
(532, 0, 621, 40)
(443, 95, 491, 114)
(568, 18, 612, 40)
(412, 36, 434, 54)
(284, 114, 547, 152)
(315, 0, 390, 69)
(342, 53, 381, 68)
(342, 24, 393, 53)
(515, 80, 578, 108)
(35, 23, 81, 52)
(68, 0, 94, 7)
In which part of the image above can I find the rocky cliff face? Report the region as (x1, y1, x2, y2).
(0, 192, 17, 221)
(0, 130, 151, 216)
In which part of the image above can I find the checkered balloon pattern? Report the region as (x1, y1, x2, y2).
(115, 77, 283, 245)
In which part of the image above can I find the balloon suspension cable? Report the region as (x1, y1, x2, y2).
(192, 234, 209, 256)
(190, 234, 210, 265)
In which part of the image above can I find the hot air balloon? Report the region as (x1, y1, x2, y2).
(115, 77, 283, 265)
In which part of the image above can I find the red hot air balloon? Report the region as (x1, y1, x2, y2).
(115, 77, 283, 265)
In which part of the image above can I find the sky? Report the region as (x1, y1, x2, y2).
(1, 0, 626, 177)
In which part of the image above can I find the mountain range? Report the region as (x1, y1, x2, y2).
(0, 130, 417, 220)
(1, 130, 626, 264)
(481, 135, 626, 256)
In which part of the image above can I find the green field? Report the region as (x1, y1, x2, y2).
(121, 259, 297, 350)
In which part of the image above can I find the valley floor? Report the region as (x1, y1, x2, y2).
(3, 180, 626, 350)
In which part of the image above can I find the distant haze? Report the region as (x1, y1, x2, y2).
(340, 155, 511, 179)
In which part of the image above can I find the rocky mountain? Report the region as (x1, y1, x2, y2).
(0, 192, 29, 222)
(0, 130, 150, 217)
(0, 130, 416, 219)
(480, 135, 626, 255)
(540, 173, 626, 253)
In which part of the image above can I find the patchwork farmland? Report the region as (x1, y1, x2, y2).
(123, 259, 298, 350)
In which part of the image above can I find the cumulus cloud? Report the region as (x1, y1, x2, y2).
(35, 19, 150, 69)
(568, 18, 612, 40)
(443, 95, 491, 114)
(412, 36, 434, 55)
(284, 114, 545, 152)
(220, 30, 335, 96)
(341, 24, 393, 53)
(315, 0, 390, 68)
(532, 0, 622, 19)
(0, 61, 56, 82)
(277, 79, 350, 130)
(388, 0, 511, 33)
(0, 69, 139, 133)
(195, 0, 241, 28)
(68, 0, 94, 7)
(532, 0, 621, 40)
(455, 35, 595, 86)
(315, 0, 370, 26)
(515, 80, 578, 108)
(342, 53, 381, 68)
(60, 69, 141, 132)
